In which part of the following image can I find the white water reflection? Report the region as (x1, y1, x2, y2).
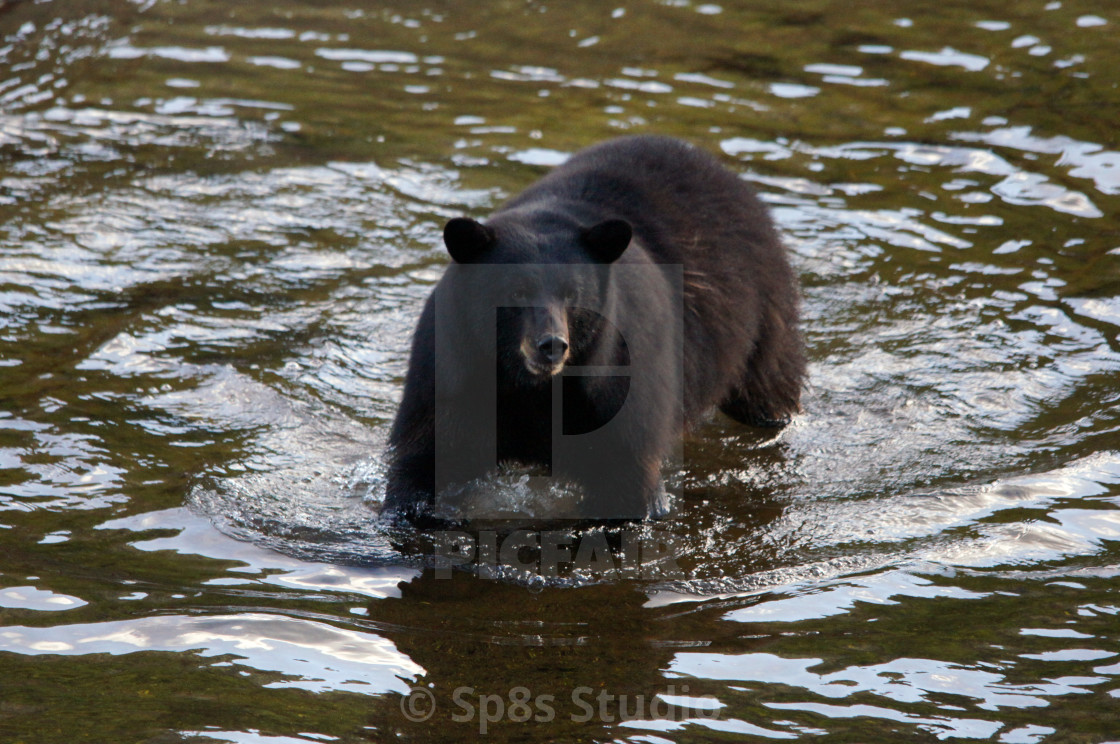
(98, 507, 418, 594)
(899, 47, 990, 72)
(720, 571, 985, 624)
(955, 126, 1120, 196)
(667, 647, 1108, 740)
(767, 701, 1002, 740)
(658, 452, 1120, 601)
(0, 612, 421, 695)
(0, 585, 88, 612)
(180, 731, 340, 744)
(725, 135, 1107, 219)
(181, 730, 338, 744)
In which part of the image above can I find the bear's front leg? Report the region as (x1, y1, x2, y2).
(383, 442, 437, 521)
(566, 452, 665, 522)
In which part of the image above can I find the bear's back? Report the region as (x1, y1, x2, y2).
(495, 135, 802, 425)
(499, 135, 782, 269)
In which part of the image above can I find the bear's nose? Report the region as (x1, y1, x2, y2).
(538, 335, 569, 364)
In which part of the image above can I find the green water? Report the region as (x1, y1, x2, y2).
(2, 1, 1120, 741)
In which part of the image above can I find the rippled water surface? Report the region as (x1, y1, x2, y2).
(3, 1, 1120, 741)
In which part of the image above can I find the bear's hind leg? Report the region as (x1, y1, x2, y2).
(718, 311, 805, 428)
(719, 391, 793, 428)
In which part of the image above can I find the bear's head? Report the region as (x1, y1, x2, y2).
(440, 214, 632, 386)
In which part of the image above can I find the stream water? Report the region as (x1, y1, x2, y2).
(2, 1, 1120, 741)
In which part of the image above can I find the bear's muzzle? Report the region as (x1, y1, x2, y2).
(521, 332, 569, 377)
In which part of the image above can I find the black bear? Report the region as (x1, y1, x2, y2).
(382, 135, 804, 522)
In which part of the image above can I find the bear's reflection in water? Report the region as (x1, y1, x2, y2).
(363, 569, 703, 738)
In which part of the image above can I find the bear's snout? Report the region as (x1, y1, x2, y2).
(518, 304, 570, 377)
(522, 332, 569, 377)
(538, 334, 569, 364)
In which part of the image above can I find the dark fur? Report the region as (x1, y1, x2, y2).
(383, 135, 805, 521)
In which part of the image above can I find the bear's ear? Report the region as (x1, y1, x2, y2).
(581, 219, 632, 263)
(444, 217, 495, 263)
